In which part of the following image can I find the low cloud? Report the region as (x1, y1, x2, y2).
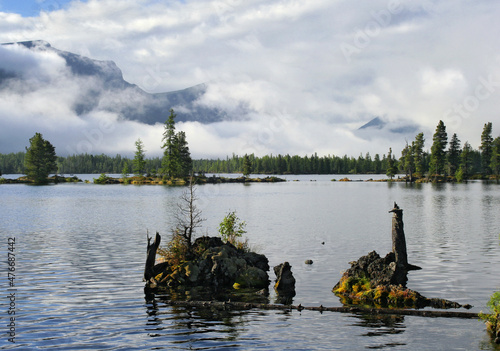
(1, 0, 500, 159)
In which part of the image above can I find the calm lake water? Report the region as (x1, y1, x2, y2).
(1, 174, 499, 350)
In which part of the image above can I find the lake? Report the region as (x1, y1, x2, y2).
(0, 174, 499, 350)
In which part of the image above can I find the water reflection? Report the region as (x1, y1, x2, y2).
(352, 313, 405, 336)
(144, 290, 260, 349)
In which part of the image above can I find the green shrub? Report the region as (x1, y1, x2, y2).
(218, 211, 247, 246)
(158, 232, 189, 266)
(93, 173, 110, 184)
(480, 291, 500, 331)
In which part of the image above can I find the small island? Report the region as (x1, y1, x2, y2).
(332, 203, 469, 310)
(94, 173, 285, 185)
(0, 175, 82, 184)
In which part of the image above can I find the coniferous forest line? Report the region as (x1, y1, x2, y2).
(1, 120, 499, 179)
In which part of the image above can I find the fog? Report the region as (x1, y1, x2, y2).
(1, 0, 500, 158)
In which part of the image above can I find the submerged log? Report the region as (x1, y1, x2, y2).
(144, 232, 161, 283)
(150, 298, 479, 319)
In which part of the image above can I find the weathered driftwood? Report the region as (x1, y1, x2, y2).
(155, 299, 479, 319)
(144, 232, 161, 282)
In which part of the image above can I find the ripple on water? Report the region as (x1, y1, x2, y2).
(1, 179, 499, 350)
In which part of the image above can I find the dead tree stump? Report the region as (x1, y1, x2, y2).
(389, 202, 421, 271)
(144, 232, 161, 282)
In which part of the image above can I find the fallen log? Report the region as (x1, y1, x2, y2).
(153, 298, 479, 319)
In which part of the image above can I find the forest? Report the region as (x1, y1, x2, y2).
(1, 120, 499, 179)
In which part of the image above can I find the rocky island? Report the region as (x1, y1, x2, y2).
(333, 203, 469, 310)
(144, 233, 271, 301)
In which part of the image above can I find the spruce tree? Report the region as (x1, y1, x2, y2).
(386, 147, 397, 180)
(243, 154, 252, 177)
(161, 109, 179, 178)
(175, 131, 192, 178)
(480, 122, 493, 175)
(429, 120, 448, 179)
(458, 141, 473, 181)
(374, 154, 381, 174)
(24, 132, 57, 184)
(121, 161, 130, 181)
(133, 138, 147, 176)
(491, 136, 500, 179)
(160, 109, 193, 179)
(447, 133, 461, 177)
(400, 142, 415, 181)
(413, 132, 425, 176)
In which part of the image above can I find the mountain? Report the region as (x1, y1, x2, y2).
(0, 40, 228, 124)
(356, 117, 420, 141)
(358, 117, 386, 130)
(359, 117, 419, 134)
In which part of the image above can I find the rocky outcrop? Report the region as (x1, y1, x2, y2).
(333, 203, 465, 309)
(274, 262, 296, 304)
(333, 251, 462, 309)
(147, 235, 270, 299)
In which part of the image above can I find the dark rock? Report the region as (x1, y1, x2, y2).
(274, 262, 296, 300)
(151, 236, 270, 299)
(242, 251, 270, 272)
(193, 236, 224, 250)
(305, 259, 313, 265)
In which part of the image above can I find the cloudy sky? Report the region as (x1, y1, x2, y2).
(1, 0, 500, 158)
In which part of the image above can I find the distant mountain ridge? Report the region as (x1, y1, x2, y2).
(358, 116, 419, 135)
(0, 40, 227, 124)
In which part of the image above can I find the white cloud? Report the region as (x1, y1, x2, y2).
(1, 0, 500, 159)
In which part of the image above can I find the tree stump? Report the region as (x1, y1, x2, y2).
(389, 202, 421, 271)
(144, 232, 161, 282)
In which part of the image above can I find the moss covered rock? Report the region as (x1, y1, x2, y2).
(333, 250, 463, 309)
(153, 236, 270, 297)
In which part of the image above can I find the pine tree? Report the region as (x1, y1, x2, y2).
(479, 122, 493, 175)
(374, 154, 381, 174)
(413, 132, 425, 176)
(447, 133, 461, 177)
(242, 154, 252, 177)
(160, 109, 193, 179)
(400, 142, 415, 181)
(386, 147, 398, 180)
(133, 138, 146, 176)
(175, 131, 192, 178)
(161, 109, 178, 178)
(121, 161, 130, 181)
(429, 120, 448, 179)
(490, 136, 500, 179)
(24, 132, 57, 184)
(458, 141, 473, 181)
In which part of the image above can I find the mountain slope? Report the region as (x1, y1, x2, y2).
(0, 40, 226, 124)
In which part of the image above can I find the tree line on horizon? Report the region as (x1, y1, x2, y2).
(1, 119, 499, 181)
(0, 109, 193, 184)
